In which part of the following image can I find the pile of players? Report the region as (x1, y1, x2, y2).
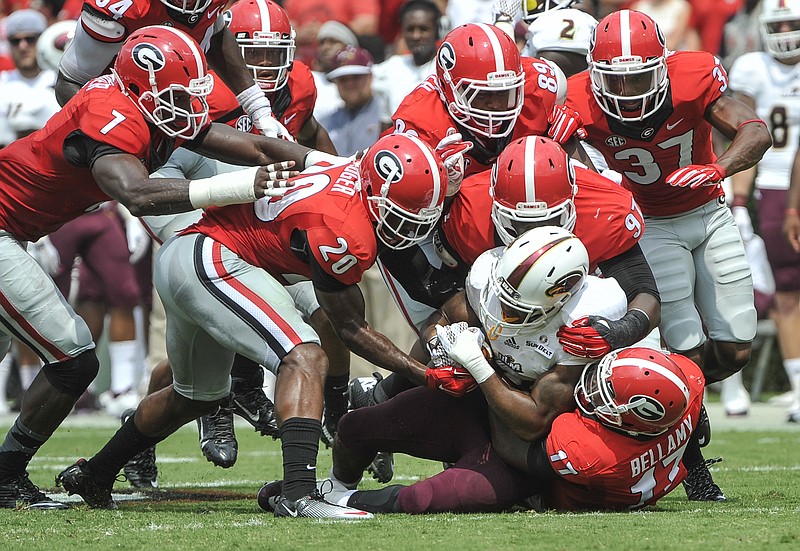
(0, 0, 775, 518)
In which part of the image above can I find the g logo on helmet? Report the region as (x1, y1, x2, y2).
(628, 395, 666, 422)
(132, 43, 167, 72)
(437, 42, 456, 72)
(374, 150, 404, 186)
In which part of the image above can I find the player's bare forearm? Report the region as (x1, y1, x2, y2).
(195, 123, 312, 166)
(707, 95, 771, 176)
(785, 149, 800, 252)
(54, 73, 82, 107)
(317, 284, 428, 384)
(479, 364, 580, 442)
(418, 290, 479, 346)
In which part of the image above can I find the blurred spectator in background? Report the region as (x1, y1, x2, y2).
(312, 21, 358, 121)
(284, 0, 379, 63)
(0, 9, 58, 147)
(320, 46, 380, 156)
(630, 0, 693, 50)
(721, 0, 763, 68)
(446, 0, 493, 28)
(689, 0, 745, 55)
(373, 0, 440, 132)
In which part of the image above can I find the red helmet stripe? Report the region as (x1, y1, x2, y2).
(506, 235, 571, 288)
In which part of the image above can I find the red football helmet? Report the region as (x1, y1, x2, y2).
(112, 26, 213, 140)
(575, 347, 692, 437)
(359, 134, 447, 250)
(225, 0, 296, 92)
(158, 0, 214, 16)
(480, 226, 588, 336)
(490, 136, 577, 245)
(436, 23, 524, 139)
(588, 9, 669, 122)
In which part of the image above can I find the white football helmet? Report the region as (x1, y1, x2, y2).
(36, 20, 77, 72)
(479, 226, 588, 337)
(760, 0, 800, 59)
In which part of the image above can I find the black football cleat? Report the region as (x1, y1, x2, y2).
(229, 377, 279, 438)
(0, 472, 68, 510)
(346, 374, 381, 410)
(55, 459, 117, 509)
(320, 406, 345, 448)
(695, 404, 711, 447)
(198, 401, 238, 468)
(683, 457, 726, 502)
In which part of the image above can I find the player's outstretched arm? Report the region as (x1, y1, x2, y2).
(316, 284, 429, 386)
(93, 152, 296, 216)
(193, 122, 314, 167)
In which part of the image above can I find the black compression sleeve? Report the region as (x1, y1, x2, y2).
(597, 243, 659, 303)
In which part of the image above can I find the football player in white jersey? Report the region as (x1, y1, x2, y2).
(424, 226, 627, 390)
(728, 0, 800, 423)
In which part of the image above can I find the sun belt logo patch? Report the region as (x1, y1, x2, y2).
(374, 150, 403, 185)
(629, 395, 666, 422)
(132, 43, 166, 72)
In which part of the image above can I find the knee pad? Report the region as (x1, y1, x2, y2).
(42, 349, 100, 396)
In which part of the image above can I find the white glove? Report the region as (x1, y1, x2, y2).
(236, 84, 295, 141)
(435, 324, 494, 384)
(435, 132, 473, 196)
(27, 236, 61, 276)
(732, 206, 754, 242)
(427, 321, 471, 368)
(492, 0, 521, 19)
(125, 218, 150, 264)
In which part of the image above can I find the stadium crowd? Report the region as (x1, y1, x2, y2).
(0, 0, 796, 518)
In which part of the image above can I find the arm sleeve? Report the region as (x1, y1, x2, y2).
(58, 9, 125, 84)
(596, 243, 660, 303)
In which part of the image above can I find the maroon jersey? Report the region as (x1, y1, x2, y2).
(544, 354, 704, 511)
(0, 75, 194, 242)
(81, 0, 227, 50)
(567, 51, 728, 217)
(389, 57, 559, 175)
(186, 162, 377, 287)
(207, 61, 317, 137)
(440, 166, 644, 272)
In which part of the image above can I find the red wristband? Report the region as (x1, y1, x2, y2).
(787, 208, 800, 216)
(737, 119, 768, 131)
(732, 194, 748, 208)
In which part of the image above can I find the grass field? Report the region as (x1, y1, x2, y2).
(2, 401, 799, 551)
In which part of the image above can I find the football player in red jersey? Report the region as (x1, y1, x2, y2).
(562, 9, 772, 501)
(369, 137, 659, 412)
(55, 0, 287, 138)
(312, 346, 703, 514)
(389, 22, 566, 195)
(0, 26, 306, 510)
(56, 133, 450, 517)
(210, 0, 336, 152)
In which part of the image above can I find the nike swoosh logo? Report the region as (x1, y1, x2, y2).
(666, 118, 684, 131)
(283, 113, 297, 125)
(207, 6, 220, 19)
(306, 464, 316, 470)
(285, 507, 298, 517)
(232, 398, 261, 423)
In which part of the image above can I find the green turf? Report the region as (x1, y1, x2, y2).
(1, 418, 799, 551)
